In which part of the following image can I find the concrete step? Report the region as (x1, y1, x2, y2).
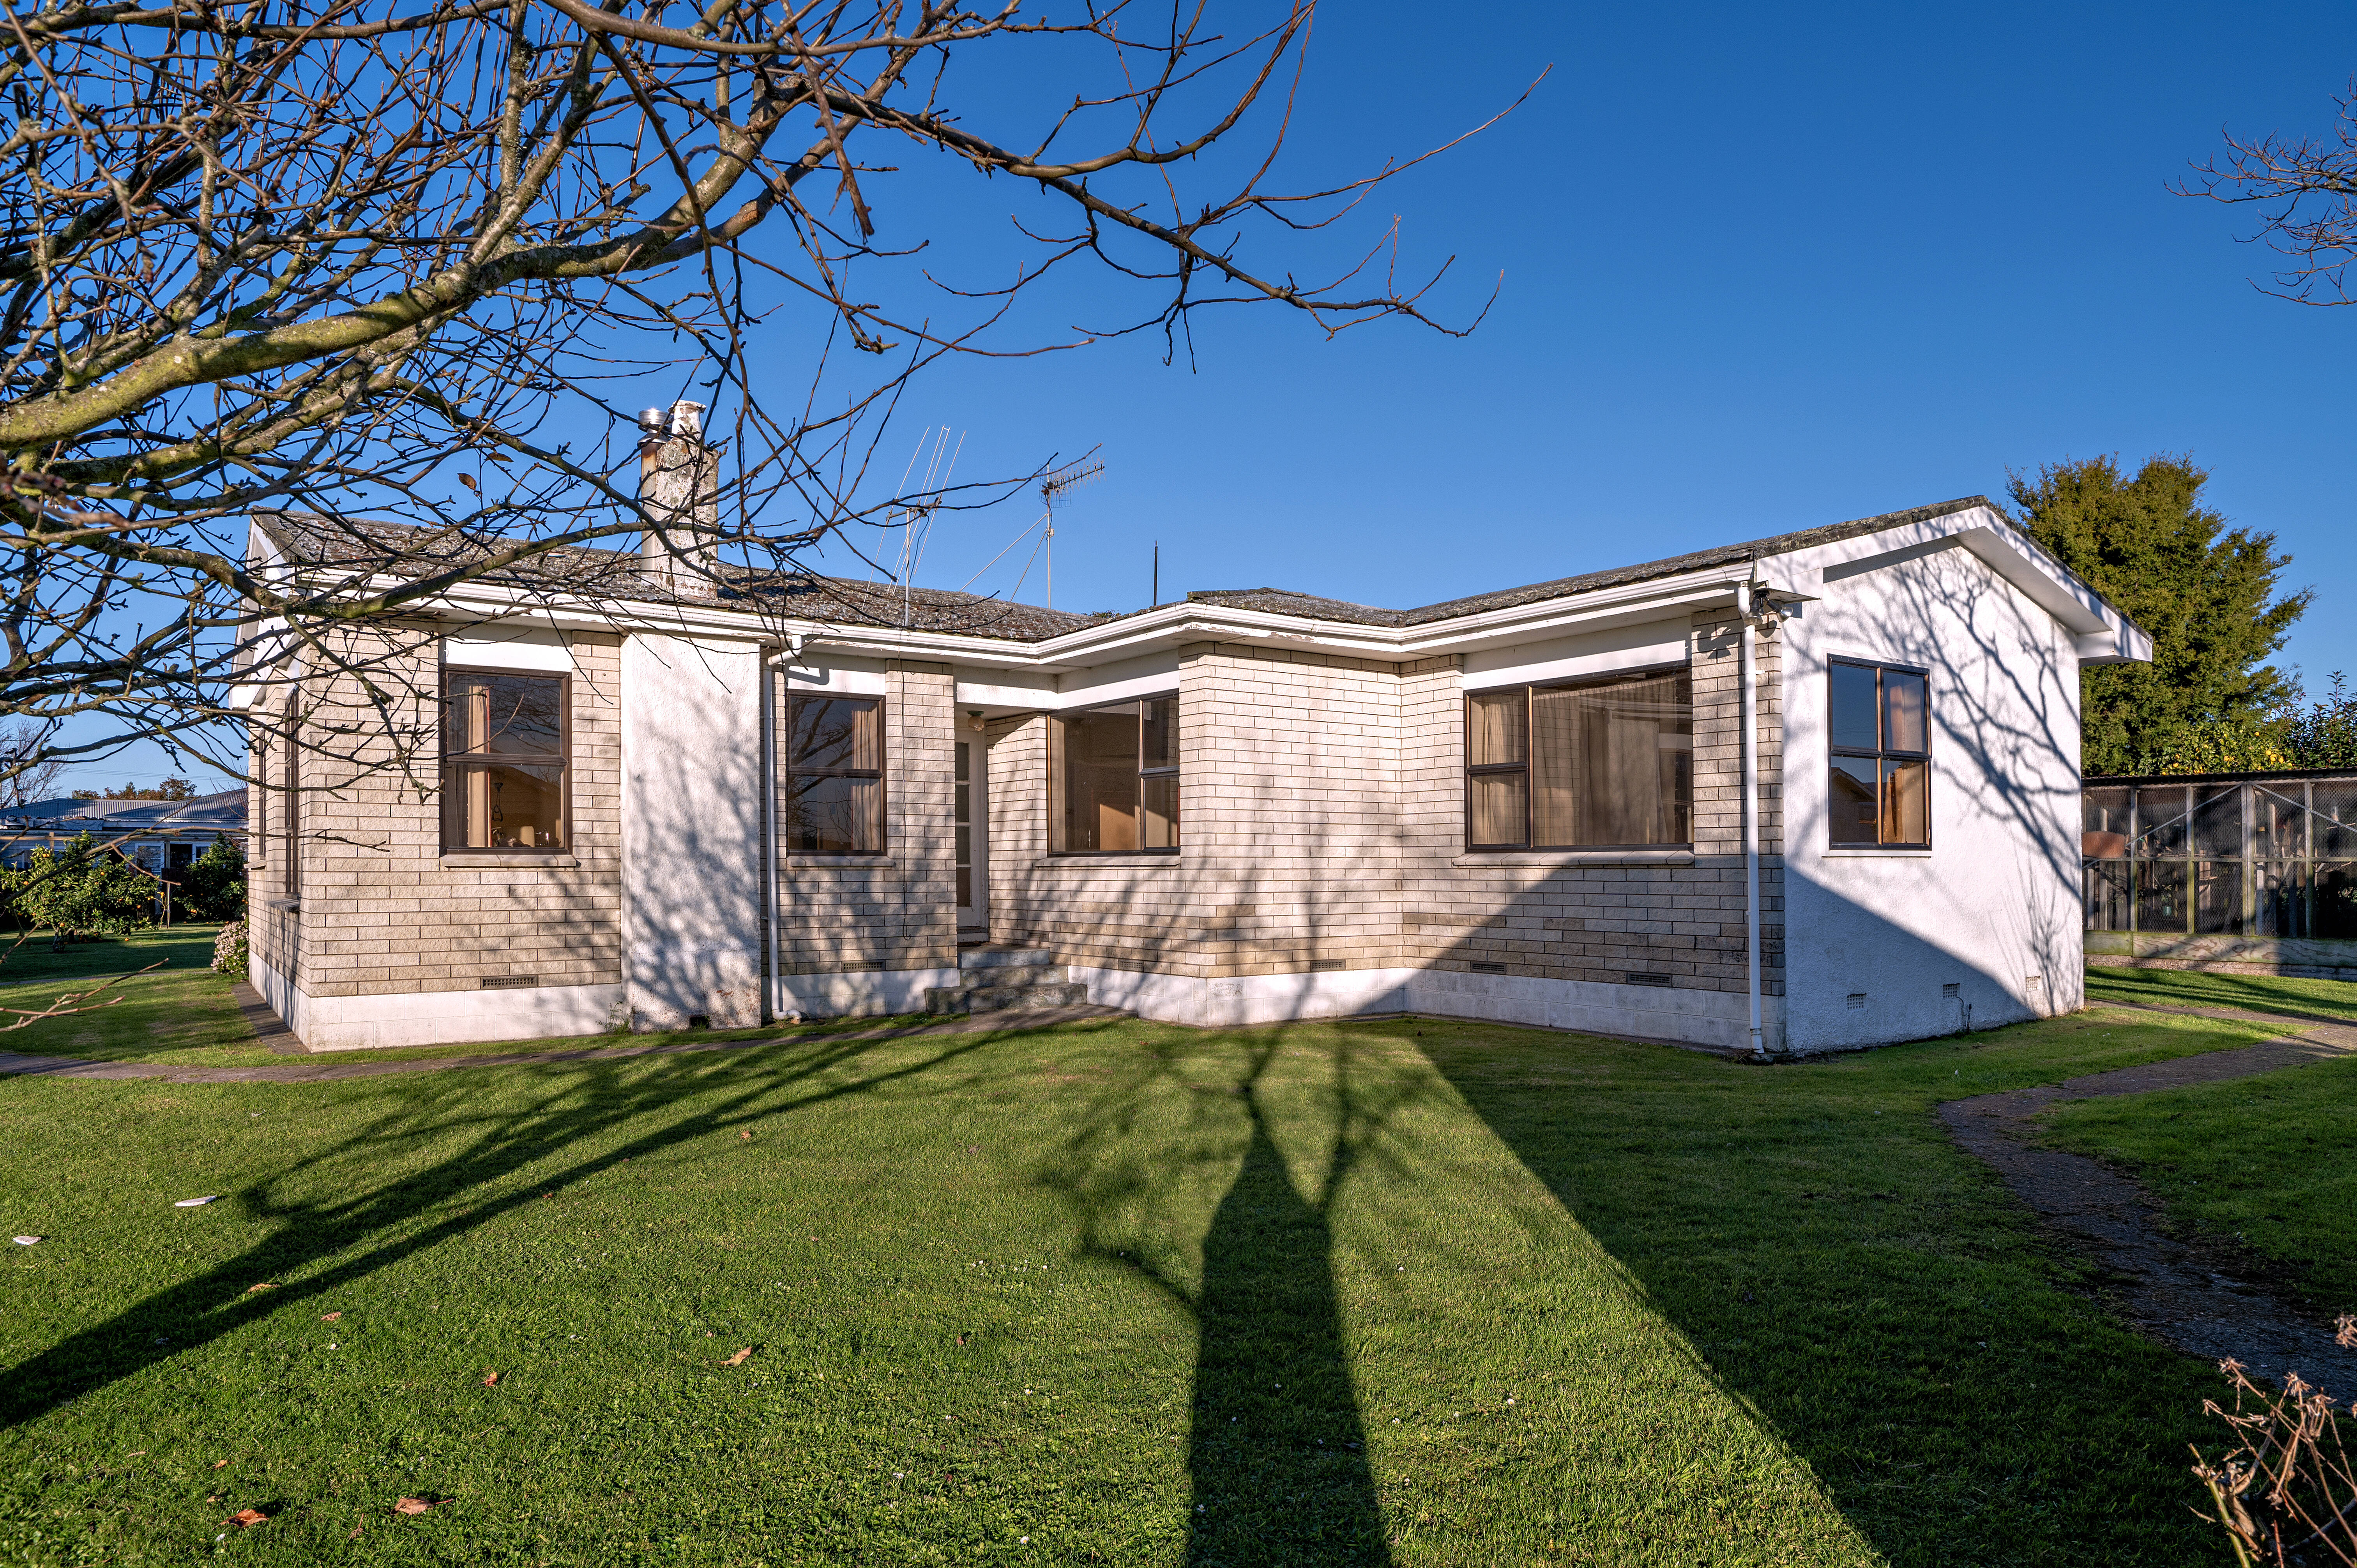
(959, 945, 1057, 972)
(922, 981, 1091, 1016)
(958, 962, 1063, 989)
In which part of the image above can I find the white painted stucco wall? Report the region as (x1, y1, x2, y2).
(621, 633, 768, 1029)
(1776, 534, 2085, 1051)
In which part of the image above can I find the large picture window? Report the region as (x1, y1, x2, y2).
(780, 693, 885, 854)
(1828, 660, 1929, 848)
(1053, 695, 1178, 853)
(1464, 669, 1693, 851)
(442, 669, 569, 852)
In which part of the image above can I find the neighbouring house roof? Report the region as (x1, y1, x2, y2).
(0, 789, 246, 833)
(258, 494, 2000, 646)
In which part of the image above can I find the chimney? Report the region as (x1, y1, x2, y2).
(636, 399, 719, 593)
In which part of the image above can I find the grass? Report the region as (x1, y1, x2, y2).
(2041, 1052, 2357, 1316)
(0, 927, 905, 1069)
(0, 979, 2317, 1565)
(2085, 961, 2357, 1023)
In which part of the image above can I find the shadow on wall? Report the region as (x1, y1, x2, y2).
(1039, 1032, 1403, 1566)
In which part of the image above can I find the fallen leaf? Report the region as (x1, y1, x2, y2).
(11, 1235, 39, 1245)
(482, 1371, 500, 1386)
(956, 1335, 968, 1346)
(349, 1526, 364, 1540)
(739, 1130, 752, 1141)
(392, 1497, 435, 1516)
(717, 1347, 753, 1367)
(173, 1196, 219, 1208)
(127, 1451, 145, 1458)
(244, 1282, 274, 1294)
(212, 1459, 230, 1470)
(224, 1508, 268, 1528)
(320, 1312, 341, 1322)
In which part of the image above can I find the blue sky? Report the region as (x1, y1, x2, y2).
(78, 0, 2357, 794)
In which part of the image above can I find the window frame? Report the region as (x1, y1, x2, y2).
(777, 687, 889, 857)
(438, 663, 574, 856)
(1050, 691, 1181, 856)
(1461, 664, 1696, 853)
(1827, 656, 1932, 851)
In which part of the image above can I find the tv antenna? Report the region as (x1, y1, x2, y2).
(889, 427, 963, 625)
(1035, 457, 1102, 609)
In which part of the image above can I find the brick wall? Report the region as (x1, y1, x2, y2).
(773, 661, 958, 976)
(254, 622, 625, 999)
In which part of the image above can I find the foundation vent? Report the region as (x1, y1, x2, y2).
(1846, 992, 1868, 1010)
(482, 974, 540, 990)
(1625, 972, 1673, 988)
(1942, 983, 1961, 999)
(1309, 959, 1346, 973)
(1470, 961, 1507, 975)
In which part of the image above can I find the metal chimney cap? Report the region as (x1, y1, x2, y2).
(636, 407, 669, 434)
(668, 399, 706, 439)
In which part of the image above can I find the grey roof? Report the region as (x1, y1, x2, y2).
(2, 788, 246, 832)
(254, 512, 1107, 643)
(1187, 496, 1995, 628)
(260, 494, 1998, 644)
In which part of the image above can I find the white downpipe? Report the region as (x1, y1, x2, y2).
(1735, 583, 1765, 1059)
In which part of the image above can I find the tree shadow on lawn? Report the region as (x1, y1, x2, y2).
(1416, 1027, 2227, 1567)
(1041, 1031, 1403, 1567)
(0, 1016, 1076, 1431)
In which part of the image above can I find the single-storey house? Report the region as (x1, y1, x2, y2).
(244, 405, 2148, 1053)
(2, 789, 247, 874)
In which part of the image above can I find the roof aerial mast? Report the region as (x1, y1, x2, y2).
(1037, 458, 1103, 611)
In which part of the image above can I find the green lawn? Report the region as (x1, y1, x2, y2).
(2085, 961, 2357, 1023)
(2041, 1050, 2357, 1315)
(0, 984, 2312, 1565)
(0, 927, 901, 1069)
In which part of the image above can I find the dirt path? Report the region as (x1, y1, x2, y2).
(0, 1004, 1132, 1085)
(1941, 1002, 2357, 1388)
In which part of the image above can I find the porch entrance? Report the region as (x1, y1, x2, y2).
(956, 738, 989, 938)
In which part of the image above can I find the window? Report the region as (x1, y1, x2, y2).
(441, 669, 569, 852)
(1828, 660, 1929, 848)
(779, 692, 884, 854)
(1052, 695, 1178, 853)
(1463, 669, 1693, 850)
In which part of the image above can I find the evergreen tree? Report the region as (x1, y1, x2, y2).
(2009, 455, 2309, 776)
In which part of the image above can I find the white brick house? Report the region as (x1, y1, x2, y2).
(244, 468, 2147, 1054)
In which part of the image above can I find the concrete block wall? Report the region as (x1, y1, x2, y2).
(773, 660, 959, 997)
(279, 623, 625, 1001)
(985, 643, 1404, 980)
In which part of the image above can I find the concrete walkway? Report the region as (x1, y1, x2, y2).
(0, 1005, 1133, 1085)
(1940, 999, 2357, 1388)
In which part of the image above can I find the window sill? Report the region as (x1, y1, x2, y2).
(438, 853, 579, 869)
(1032, 853, 1181, 869)
(262, 897, 300, 913)
(1452, 849, 1694, 868)
(1820, 848, 1933, 859)
(786, 855, 894, 869)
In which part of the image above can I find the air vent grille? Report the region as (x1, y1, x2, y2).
(1846, 992, 1868, 1010)
(481, 975, 540, 990)
(1942, 983, 1961, 999)
(1470, 961, 1507, 975)
(1626, 972, 1673, 988)
(1309, 959, 1346, 973)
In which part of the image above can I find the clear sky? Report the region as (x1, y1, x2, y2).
(71, 0, 2357, 795)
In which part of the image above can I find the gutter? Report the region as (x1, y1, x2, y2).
(1735, 580, 1766, 1059)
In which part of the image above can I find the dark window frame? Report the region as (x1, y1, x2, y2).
(1050, 692, 1181, 856)
(1461, 664, 1696, 853)
(778, 687, 889, 856)
(438, 663, 574, 855)
(1827, 657, 1932, 850)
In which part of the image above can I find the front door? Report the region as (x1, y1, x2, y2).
(955, 738, 988, 936)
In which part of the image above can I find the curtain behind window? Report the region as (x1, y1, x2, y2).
(1531, 673, 1691, 847)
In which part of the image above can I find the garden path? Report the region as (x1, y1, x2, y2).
(1940, 1001, 2357, 1389)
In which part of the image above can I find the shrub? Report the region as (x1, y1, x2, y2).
(177, 838, 246, 922)
(0, 834, 158, 941)
(2192, 1319, 2357, 1567)
(211, 921, 248, 976)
